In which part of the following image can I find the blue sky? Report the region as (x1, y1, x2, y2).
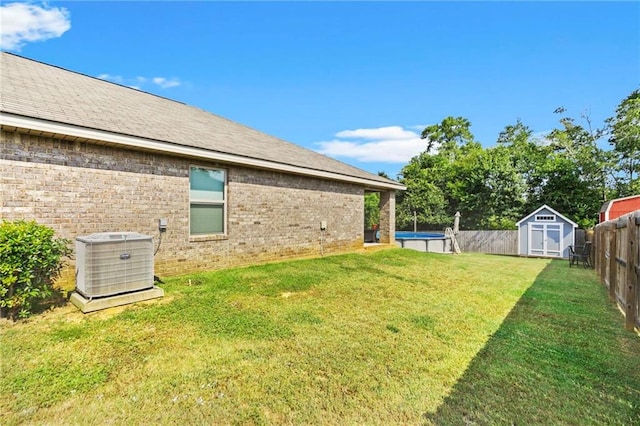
(1, 1, 638, 179)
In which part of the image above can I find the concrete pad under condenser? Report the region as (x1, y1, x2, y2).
(70, 287, 164, 313)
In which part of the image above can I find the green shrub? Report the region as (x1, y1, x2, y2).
(0, 220, 71, 320)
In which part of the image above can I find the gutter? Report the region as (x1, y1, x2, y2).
(1, 112, 406, 191)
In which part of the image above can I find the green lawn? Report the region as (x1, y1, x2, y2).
(1, 249, 638, 425)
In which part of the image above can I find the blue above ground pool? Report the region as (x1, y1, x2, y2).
(395, 231, 445, 239)
(395, 231, 451, 253)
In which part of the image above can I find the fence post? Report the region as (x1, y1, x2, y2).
(600, 226, 606, 276)
(603, 223, 618, 302)
(609, 222, 617, 302)
(594, 225, 600, 275)
(600, 226, 606, 279)
(627, 214, 639, 331)
(605, 224, 613, 287)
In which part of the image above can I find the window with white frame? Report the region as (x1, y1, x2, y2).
(190, 166, 226, 235)
(535, 214, 556, 222)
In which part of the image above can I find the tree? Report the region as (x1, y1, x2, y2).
(396, 91, 638, 231)
(416, 117, 482, 228)
(607, 89, 640, 196)
(482, 144, 527, 229)
(496, 120, 542, 220)
(396, 152, 450, 230)
(540, 108, 608, 227)
(364, 192, 380, 229)
(401, 117, 528, 230)
(364, 172, 392, 229)
(421, 116, 474, 155)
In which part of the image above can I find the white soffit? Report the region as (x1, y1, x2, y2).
(1, 112, 406, 191)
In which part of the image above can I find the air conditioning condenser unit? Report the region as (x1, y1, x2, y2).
(75, 232, 154, 298)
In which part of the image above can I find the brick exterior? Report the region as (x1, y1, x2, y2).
(377, 191, 396, 244)
(1, 130, 366, 284)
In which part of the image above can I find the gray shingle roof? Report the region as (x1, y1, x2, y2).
(1, 52, 403, 189)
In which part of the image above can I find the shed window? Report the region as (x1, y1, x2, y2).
(535, 215, 556, 222)
(190, 167, 226, 235)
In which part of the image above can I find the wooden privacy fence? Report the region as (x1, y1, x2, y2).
(456, 230, 586, 256)
(456, 230, 518, 255)
(594, 210, 640, 331)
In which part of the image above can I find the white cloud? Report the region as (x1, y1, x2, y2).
(409, 124, 428, 131)
(97, 74, 182, 90)
(0, 2, 70, 51)
(336, 126, 418, 141)
(532, 130, 553, 145)
(97, 73, 123, 83)
(152, 77, 181, 89)
(316, 125, 427, 163)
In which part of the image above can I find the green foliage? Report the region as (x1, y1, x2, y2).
(515, 109, 607, 228)
(607, 88, 640, 196)
(399, 87, 640, 231)
(396, 152, 450, 230)
(399, 117, 526, 230)
(364, 192, 380, 229)
(421, 116, 474, 155)
(364, 172, 393, 229)
(0, 220, 71, 320)
(485, 215, 517, 230)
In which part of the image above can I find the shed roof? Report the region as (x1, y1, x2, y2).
(516, 204, 578, 228)
(0, 52, 404, 191)
(599, 194, 640, 214)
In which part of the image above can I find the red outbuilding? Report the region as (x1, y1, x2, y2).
(599, 195, 640, 223)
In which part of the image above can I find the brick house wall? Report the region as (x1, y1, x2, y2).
(1, 130, 365, 284)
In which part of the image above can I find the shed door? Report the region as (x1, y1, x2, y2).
(529, 223, 562, 257)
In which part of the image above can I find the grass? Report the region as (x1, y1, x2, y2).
(1, 249, 638, 425)
(426, 260, 640, 425)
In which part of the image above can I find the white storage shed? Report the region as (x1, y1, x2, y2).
(516, 205, 577, 258)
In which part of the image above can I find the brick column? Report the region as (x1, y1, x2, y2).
(378, 191, 396, 244)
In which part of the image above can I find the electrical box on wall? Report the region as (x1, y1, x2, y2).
(320, 220, 327, 230)
(158, 218, 168, 232)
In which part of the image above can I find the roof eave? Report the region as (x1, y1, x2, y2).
(1, 112, 405, 191)
(516, 204, 578, 228)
